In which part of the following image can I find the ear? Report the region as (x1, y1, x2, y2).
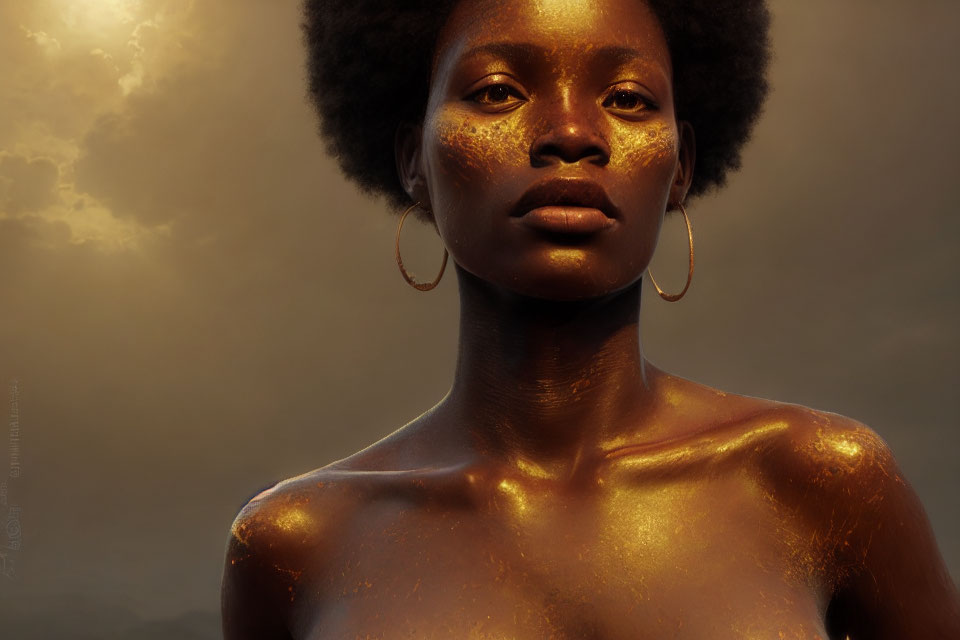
(395, 122, 431, 208)
(669, 120, 696, 209)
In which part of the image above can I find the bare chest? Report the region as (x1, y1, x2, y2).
(292, 474, 831, 639)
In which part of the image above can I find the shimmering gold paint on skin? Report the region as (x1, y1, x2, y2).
(226, 483, 316, 610)
(429, 115, 527, 187)
(831, 438, 862, 459)
(661, 383, 683, 408)
(603, 418, 791, 472)
(799, 419, 887, 486)
(605, 483, 689, 560)
(715, 420, 790, 455)
(532, 0, 595, 26)
(514, 457, 553, 479)
(274, 507, 312, 533)
(545, 249, 586, 271)
(612, 119, 676, 164)
(495, 476, 528, 513)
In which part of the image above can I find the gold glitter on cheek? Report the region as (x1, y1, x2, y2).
(428, 115, 485, 189)
(614, 120, 676, 166)
(427, 109, 528, 188)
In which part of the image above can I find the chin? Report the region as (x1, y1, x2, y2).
(499, 267, 638, 303)
(453, 247, 646, 302)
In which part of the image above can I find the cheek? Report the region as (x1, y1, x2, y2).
(423, 111, 529, 256)
(609, 121, 678, 191)
(607, 122, 679, 272)
(424, 110, 528, 196)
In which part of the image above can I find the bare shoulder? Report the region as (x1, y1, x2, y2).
(736, 400, 960, 635)
(757, 403, 898, 494)
(654, 373, 891, 481)
(723, 396, 907, 520)
(664, 375, 908, 527)
(226, 468, 342, 567)
(221, 465, 358, 639)
(653, 374, 959, 633)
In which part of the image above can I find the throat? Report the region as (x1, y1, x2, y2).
(442, 267, 656, 472)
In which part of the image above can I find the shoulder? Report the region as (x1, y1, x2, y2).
(221, 467, 356, 639)
(759, 404, 896, 494)
(228, 467, 347, 548)
(745, 403, 960, 635)
(671, 382, 906, 543)
(658, 375, 892, 487)
(743, 401, 906, 527)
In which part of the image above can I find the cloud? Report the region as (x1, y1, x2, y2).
(19, 25, 61, 55)
(0, 0, 222, 243)
(0, 153, 60, 214)
(0, 216, 72, 257)
(73, 72, 237, 227)
(0, 18, 122, 150)
(119, 19, 162, 95)
(72, 0, 330, 236)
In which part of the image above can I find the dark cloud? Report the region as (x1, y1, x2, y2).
(0, 154, 60, 214)
(0, 216, 72, 259)
(72, 1, 329, 234)
(0, 19, 121, 149)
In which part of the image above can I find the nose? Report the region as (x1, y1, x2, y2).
(530, 93, 610, 167)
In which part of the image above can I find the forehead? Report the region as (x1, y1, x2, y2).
(432, 0, 671, 78)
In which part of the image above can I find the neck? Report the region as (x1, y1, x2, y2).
(439, 265, 659, 477)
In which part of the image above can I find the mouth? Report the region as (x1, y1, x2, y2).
(511, 178, 619, 235)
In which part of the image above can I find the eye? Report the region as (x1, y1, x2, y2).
(602, 87, 656, 115)
(467, 83, 525, 110)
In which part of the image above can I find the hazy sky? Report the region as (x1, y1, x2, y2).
(0, 0, 957, 633)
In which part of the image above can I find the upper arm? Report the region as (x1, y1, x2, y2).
(825, 429, 960, 638)
(221, 501, 294, 639)
(776, 412, 960, 638)
(221, 479, 324, 640)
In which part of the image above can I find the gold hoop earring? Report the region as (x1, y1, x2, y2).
(395, 202, 449, 292)
(648, 201, 694, 302)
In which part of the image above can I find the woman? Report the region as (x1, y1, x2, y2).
(222, 0, 960, 637)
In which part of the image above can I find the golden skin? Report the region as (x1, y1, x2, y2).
(221, 0, 960, 638)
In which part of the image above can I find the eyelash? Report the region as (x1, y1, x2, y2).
(466, 83, 657, 115)
(467, 83, 524, 108)
(602, 88, 656, 113)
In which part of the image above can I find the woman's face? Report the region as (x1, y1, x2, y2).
(400, 0, 693, 301)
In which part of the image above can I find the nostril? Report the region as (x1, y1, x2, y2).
(531, 143, 610, 168)
(530, 146, 609, 167)
(530, 127, 611, 167)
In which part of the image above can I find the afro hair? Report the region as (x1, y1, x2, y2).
(302, 0, 771, 212)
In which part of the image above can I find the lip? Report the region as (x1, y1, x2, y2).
(518, 206, 615, 234)
(511, 178, 621, 223)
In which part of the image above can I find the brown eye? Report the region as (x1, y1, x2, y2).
(469, 83, 524, 109)
(603, 88, 653, 113)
